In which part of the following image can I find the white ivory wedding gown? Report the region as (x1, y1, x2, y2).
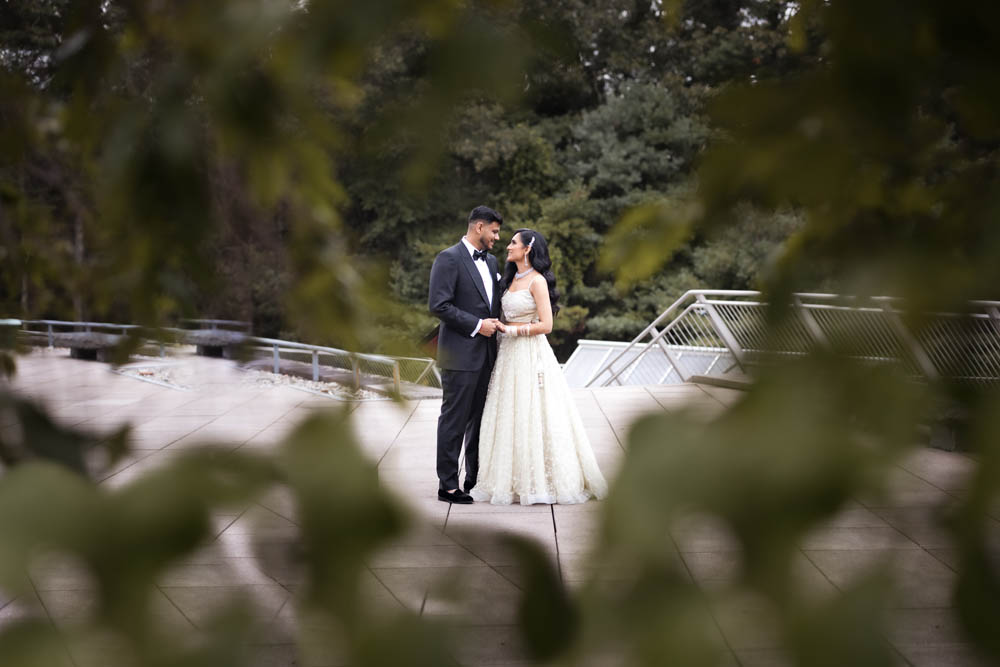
(471, 281, 609, 505)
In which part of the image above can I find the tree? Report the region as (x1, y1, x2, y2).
(597, 0, 1000, 663)
(11, 2, 995, 666)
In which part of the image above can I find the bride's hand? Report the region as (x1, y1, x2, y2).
(495, 321, 507, 334)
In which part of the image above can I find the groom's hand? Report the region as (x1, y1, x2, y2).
(478, 318, 500, 336)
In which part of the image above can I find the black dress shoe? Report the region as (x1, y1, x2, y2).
(438, 488, 473, 504)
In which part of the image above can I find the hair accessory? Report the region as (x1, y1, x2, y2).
(527, 236, 536, 251)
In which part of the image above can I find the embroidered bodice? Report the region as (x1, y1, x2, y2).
(502, 288, 539, 324)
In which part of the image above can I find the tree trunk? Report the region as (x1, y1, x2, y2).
(73, 211, 85, 321)
(21, 272, 29, 314)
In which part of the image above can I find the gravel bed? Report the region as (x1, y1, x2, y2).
(117, 360, 192, 390)
(239, 368, 385, 400)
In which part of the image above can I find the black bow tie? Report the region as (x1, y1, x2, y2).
(473, 249, 488, 262)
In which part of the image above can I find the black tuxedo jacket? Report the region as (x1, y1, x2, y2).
(428, 242, 502, 371)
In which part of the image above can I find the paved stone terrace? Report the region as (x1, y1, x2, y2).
(0, 349, 992, 666)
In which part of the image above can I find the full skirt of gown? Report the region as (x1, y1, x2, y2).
(471, 288, 608, 505)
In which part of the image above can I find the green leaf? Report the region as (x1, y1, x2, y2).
(599, 199, 699, 287)
(502, 534, 578, 660)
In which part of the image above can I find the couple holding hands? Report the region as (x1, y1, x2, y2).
(428, 206, 608, 506)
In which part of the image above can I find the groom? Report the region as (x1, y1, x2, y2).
(428, 206, 504, 504)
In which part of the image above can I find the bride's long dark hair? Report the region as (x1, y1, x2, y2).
(501, 229, 560, 315)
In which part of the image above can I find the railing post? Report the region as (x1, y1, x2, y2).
(312, 350, 319, 382)
(393, 360, 401, 394)
(695, 294, 746, 369)
(159, 342, 165, 358)
(583, 348, 614, 387)
(585, 290, 697, 387)
(351, 356, 361, 390)
(47, 323, 54, 348)
(414, 360, 435, 386)
(273, 344, 280, 374)
(988, 306, 1000, 335)
(793, 295, 831, 349)
(880, 303, 940, 380)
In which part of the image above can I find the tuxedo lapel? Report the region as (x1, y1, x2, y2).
(488, 255, 501, 317)
(458, 244, 491, 307)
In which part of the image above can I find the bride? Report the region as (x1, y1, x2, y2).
(470, 229, 608, 505)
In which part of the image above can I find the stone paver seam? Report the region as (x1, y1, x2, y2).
(213, 509, 249, 540)
(215, 501, 379, 604)
(419, 588, 429, 616)
(872, 520, 963, 577)
(364, 566, 415, 616)
(373, 399, 422, 468)
(95, 452, 163, 487)
(694, 383, 730, 409)
(270, 594, 293, 627)
(92, 447, 157, 483)
(154, 583, 198, 630)
(798, 547, 844, 592)
(247, 502, 300, 533)
(667, 531, 744, 663)
(798, 551, 922, 666)
(645, 384, 708, 414)
(643, 384, 673, 413)
(880, 460, 992, 570)
(887, 643, 917, 666)
(154, 430, 199, 450)
(439, 519, 536, 594)
(22, 571, 79, 667)
(893, 460, 968, 505)
(550, 506, 564, 584)
(589, 389, 625, 451)
(203, 388, 306, 453)
(228, 409, 300, 452)
(208, 506, 305, 599)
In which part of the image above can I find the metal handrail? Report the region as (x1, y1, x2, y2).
(11, 319, 439, 394)
(585, 290, 1000, 387)
(19, 319, 141, 347)
(182, 318, 251, 331)
(244, 336, 438, 394)
(21, 319, 141, 332)
(585, 291, 753, 387)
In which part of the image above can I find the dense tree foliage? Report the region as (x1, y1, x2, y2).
(339, 0, 811, 356)
(1, 0, 808, 357)
(3, 2, 999, 667)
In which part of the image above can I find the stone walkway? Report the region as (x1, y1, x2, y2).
(0, 349, 992, 666)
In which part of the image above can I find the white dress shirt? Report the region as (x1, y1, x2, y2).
(462, 237, 493, 337)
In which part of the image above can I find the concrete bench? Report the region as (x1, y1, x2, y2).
(53, 332, 124, 362)
(182, 330, 246, 359)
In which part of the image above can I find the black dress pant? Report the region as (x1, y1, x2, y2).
(437, 362, 493, 491)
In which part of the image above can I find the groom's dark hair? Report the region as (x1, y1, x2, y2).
(467, 205, 503, 227)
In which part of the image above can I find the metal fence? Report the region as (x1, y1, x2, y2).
(13, 319, 440, 393)
(573, 291, 1000, 388)
(244, 337, 440, 393)
(19, 319, 141, 347)
(17, 318, 249, 344)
